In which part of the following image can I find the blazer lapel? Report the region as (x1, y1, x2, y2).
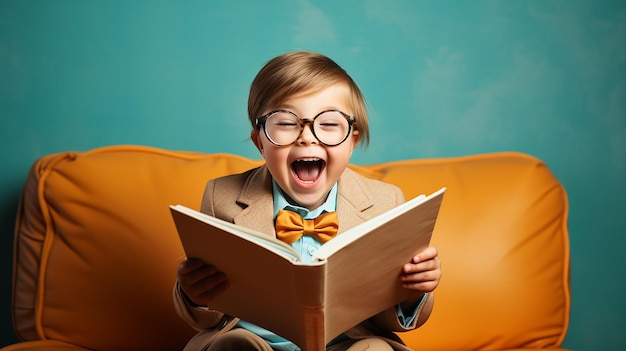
(232, 166, 276, 236)
(231, 166, 376, 235)
(337, 168, 376, 232)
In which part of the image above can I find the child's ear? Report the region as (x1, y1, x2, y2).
(250, 130, 265, 156)
(351, 130, 361, 149)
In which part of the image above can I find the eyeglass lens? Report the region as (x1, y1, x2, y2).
(264, 111, 351, 146)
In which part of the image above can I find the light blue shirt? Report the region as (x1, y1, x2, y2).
(272, 179, 338, 264)
(235, 180, 424, 350)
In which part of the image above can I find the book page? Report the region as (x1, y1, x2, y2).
(317, 187, 445, 340)
(171, 205, 300, 262)
(170, 206, 326, 349)
(313, 193, 427, 260)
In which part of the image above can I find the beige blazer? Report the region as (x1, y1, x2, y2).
(173, 166, 434, 351)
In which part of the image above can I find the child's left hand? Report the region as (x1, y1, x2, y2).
(401, 246, 441, 293)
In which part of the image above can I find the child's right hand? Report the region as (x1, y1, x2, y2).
(177, 258, 229, 306)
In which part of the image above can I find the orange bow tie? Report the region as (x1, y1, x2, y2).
(275, 210, 339, 245)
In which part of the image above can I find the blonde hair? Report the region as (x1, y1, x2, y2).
(248, 51, 369, 146)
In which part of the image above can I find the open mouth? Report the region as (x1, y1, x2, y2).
(291, 158, 325, 183)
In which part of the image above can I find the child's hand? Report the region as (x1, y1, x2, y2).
(401, 246, 441, 293)
(177, 258, 229, 306)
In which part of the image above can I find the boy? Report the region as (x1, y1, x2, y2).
(174, 51, 441, 351)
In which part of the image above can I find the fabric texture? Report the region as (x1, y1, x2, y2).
(275, 210, 339, 244)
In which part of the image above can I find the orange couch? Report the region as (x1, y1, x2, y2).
(4, 145, 571, 351)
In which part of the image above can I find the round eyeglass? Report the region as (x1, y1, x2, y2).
(255, 110, 357, 146)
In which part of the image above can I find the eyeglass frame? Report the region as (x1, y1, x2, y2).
(255, 109, 357, 146)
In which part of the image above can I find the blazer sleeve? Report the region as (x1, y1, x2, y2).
(172, 280, 226, 331)
(369, 292, 435, 332)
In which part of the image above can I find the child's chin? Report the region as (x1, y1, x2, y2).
(289, 186, 327, 204)
(293, 196, 325, 209)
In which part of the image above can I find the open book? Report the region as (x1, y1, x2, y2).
(170, 187, 445, 351)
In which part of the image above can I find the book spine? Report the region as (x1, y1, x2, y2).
(295, 263, 326, 351)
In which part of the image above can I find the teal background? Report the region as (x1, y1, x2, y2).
(1, 1, 624, 350)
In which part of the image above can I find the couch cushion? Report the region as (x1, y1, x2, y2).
(372, 153, 570, 349)
(13, 145, 262, 351)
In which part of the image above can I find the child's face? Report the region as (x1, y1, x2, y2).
(252, 83, 360, 210)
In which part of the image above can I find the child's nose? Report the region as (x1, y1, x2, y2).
(297, 123, 318, 145)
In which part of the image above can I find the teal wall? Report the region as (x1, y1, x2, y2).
(1, 1, 624, 349)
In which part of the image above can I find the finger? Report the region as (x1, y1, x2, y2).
(194, 279, 230, 303)
(401, 271, 441, 292)
(179, 262, 221, 286)
(191, 270, 228, 291)
(189, 272, 230, 304)
(177, 258, 205, 275)
(404, 256, 440, 273)
(412, 247, 438, 263)
(401, 267, 440, 282)
(402, 280, 439, 292)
